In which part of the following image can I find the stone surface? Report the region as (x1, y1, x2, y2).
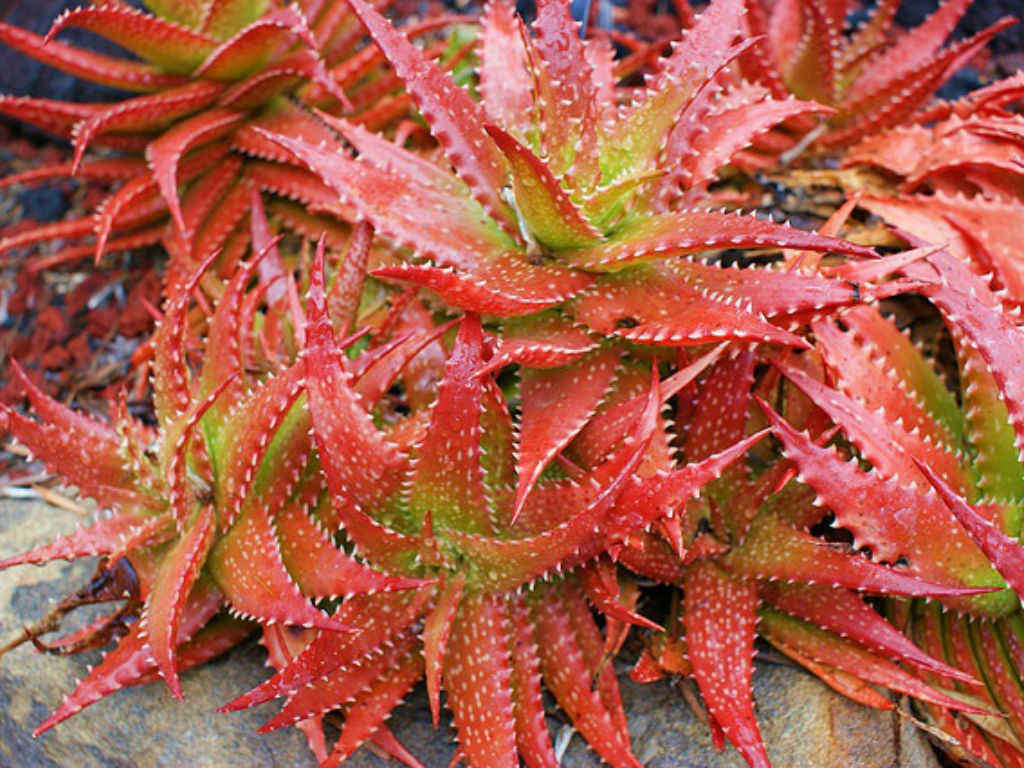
(0, 498, 944, 767)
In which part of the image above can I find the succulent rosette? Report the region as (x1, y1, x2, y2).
(738, 0, 1015, 149)
(0, 0, 461, 280)
(261, 0, 898, 358)
(0, 227, 442, 732)
(778, 297, 1024, 766)
(591, 331, 1002, 767)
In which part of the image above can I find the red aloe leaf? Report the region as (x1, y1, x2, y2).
(195, 7, 316, 80)
(0, 156, 144, 189)
(374, 257, 593, 318)
(216, 363, 307, 530)
(0, 21, 187, 92)
(722, 510, 996, 599)
(855, 194, 1023, 301)
(810, 316, 969, 477)
(304, 251, 416, 566)
(45, 5, 217, 74)
(209, 502, 349, 631)
(408, 315, 490, 533)
(220, 49, 345, 109)
(163, 373, 239, 532)
(368, 726, 425, 768)
(531, 583, 641, 768)
(258, 128, 515, 266)
(759, 608, 989, 715)
(671, 257, 882, 318)
(515, 347, 621, 521)
(970, 620, 1024, 744)
(565, 210, 875, 270)
(95, 141, 230, 262)
(780, 0, 841, 104)
(33, 581, 222, 736)
(761, 583, 976, 683)
(147, 108, 246, 234)
(353, 321, 457, 409)
(0, 96, 100, 140)
(343, 0, 515, 234)
(29, 226, 165, 272)
(328, 222, 372, 335)
(615, 532, 686, 583)
(478, 2, 533, 140)
(0, 407, 135, 502)
(506, 592, 558, 767)
(144, 0, 207, 28)
(775, 358, 969, 492)
(483, 312, 597, 372)
(73, 83, 223, 170)
(303, 397, 415, 573)
(485, 124, 602, 249)
(320, 653, 425, 768)
(562, 580, 630, 743)
(684, 561, 768, 768)
(0, 215, 93, 260)
(916, 458, 1024, 598)
(260, 628, 420, 733)
(31, 628, 151, 736)
(530, 0, 599, 187)
(443, 591, 518, 768)
(479, 376, 519, 519)
(201, 0, 271, 39)
(423, 571, 466, 726)
(578, 558, 662, 631)
(826, 18, 1016, 147)
(259, 624, 328, 763)
(839, 0, 901, 68)
(609, 429, 769, 543)
(248, 185, 290, 306)
(317, 110, 466, 197)
(571, 346, 723, 468)
(165, 155, 244, 261)
(196, 239, 278, 413)
(570, 269, 807, 348)
(219, 589, 433, 712)
(757, 400, 1002, 605)
(92, 181, 164, 263)
(679, 91, 830, 197)
(141, 504, 216, 700)
(9, 360, 119, 446)
(239, 94, 342, 155)
(604, 57, 720, 187)
(445, 372, 659, 591)
(912, 606, 1009, 765)
(660, 0, 747, 89)
(684, 350, 756, 534)
(812, 305, 965, 450)
(845, 0, 972, 105)
(106, 513, 178, 566)
(770, 640, 895, 710)
(275, 503, 428, 599)
(956, 335, 1024, 508)
(0, 513, 164, 570)
(909, 250, 1024, 465)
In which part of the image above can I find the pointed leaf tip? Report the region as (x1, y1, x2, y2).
(914, 457, 1024, 597)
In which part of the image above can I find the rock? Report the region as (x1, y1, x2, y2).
(0, 498, 940, 767)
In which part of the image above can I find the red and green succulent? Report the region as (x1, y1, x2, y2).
(739, 0, 1015, 149)
(3, 0, 1024, 767)
(0, 0, 463, 278)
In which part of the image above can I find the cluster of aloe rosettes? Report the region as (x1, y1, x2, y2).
(3, 0, 1024, 767)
